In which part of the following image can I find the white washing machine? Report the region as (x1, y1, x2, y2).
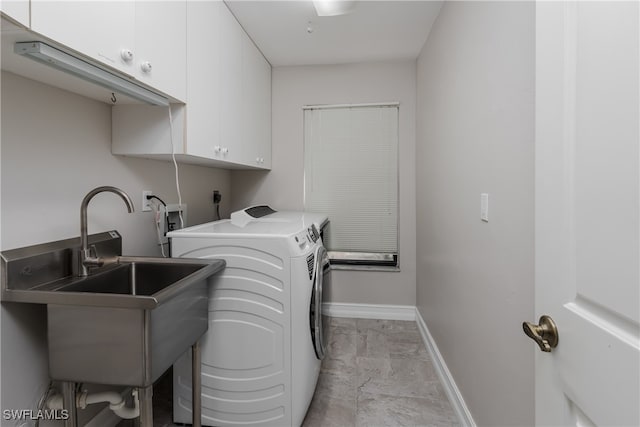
(168, 206, 330, 426)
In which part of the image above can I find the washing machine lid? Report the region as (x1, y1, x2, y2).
(168, 206, 328, 239)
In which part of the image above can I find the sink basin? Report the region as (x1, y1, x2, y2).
(58, 259, 205, 296)
(1, 232, 225, 387)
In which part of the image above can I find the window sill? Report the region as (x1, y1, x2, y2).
(327, 251, 399, 271)
(329, 264, 401, 272)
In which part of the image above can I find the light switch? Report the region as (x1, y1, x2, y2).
(481, 193, 489, 222)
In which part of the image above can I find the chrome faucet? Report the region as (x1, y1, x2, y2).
(80, 186, 134, 276)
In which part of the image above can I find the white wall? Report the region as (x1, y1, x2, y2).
(416, 2, 535, 426)
(0, 68, 3, 419)
(0, 71, 231, 422)
(231, 61, 417, 306)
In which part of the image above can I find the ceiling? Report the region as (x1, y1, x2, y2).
(224, 1, 444, 67)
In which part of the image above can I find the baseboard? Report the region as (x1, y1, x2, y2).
(415, 309, 476, 427)
(322, 302, 416, 320)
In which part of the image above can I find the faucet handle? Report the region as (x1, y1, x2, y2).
(89, 244, 98, 259)
(79, 245, 96, 260)
(81, 245, 104, 272)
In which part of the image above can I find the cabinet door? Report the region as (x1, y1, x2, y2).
(184, 0, 221, 158)
(1, 0, 29, 27)
(134, 0, 186, 102)
(31, 0, 136, 76)
(242, 34, 272, 169)
(217, 3, 244, 165)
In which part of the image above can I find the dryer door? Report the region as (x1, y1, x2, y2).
(311, 245, 330, 360)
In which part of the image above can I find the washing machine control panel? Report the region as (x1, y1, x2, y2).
(290, 225, 323, 255)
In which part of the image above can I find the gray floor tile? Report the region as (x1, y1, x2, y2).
(321, 352, 358, 376)
(357, 329, 392, 358)
(356, 319, 418, 334)
(356, 391, 460, 427)
(303, 394, 357, 427)
(330, 316, 358, 329)
(306, 317, 460, 427)
(388, 338, 431, 361)
(328, 330, 358, 357)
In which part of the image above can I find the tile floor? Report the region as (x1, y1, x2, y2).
(301, 317, 459, 427)
(119, 317, 459, 427)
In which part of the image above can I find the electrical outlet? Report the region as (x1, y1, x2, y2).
(142, 190, 153, 212)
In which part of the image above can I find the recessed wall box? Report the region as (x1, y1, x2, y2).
(158, 204, 187, 247)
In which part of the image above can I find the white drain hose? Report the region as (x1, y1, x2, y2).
(47, 388, 140, 420)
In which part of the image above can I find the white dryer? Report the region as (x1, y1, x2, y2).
(169, 206, 330, 426)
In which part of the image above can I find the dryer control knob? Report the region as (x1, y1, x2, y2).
(309, 224, 320, 242)
(294, 233, 308, 249)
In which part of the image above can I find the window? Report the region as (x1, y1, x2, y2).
(303, 103, 399, 267)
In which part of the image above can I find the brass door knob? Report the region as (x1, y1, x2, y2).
(523, 315, 559, 352)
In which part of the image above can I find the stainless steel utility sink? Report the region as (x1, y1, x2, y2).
(58, 260, 202, 296)
(1, 232, 225, 387)
(57, 257, 209, 299)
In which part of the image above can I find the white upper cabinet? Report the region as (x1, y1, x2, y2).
(133, 1, 186, 101)
(31, 1, 136, 75)
(112, 1, 271, 170)
(182, 0, 221, 159)
(30, 0, 186, 102)
(242, 29, 272, 169)
(216, 3, 244, 165)
(212, 3, 271, 168)
(1, 0, 30, 28)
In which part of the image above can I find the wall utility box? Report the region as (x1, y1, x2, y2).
(158, 204, 187, 246)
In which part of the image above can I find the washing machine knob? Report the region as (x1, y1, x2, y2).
(309, 224, 320, 242)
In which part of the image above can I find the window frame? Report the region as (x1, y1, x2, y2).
(303, 102, 401, 269)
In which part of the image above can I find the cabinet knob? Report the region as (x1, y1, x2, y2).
(214, 146, 221, 153)
(221, 147, 229, 155)
(140, 61, 153, 73)
(120, 49, 134, 62)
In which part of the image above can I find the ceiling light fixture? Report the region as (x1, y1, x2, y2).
(14, 41, 169, 106)
(312, 0, 357, 17)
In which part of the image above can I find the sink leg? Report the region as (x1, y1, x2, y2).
(137, 385, 153, 427)
(62, 382, 77, 427)
(192, 340, 202, 427)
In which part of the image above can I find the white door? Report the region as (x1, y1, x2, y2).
(533, 2, 639, 426)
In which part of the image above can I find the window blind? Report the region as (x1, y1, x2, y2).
(303, 104, 399, 255)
